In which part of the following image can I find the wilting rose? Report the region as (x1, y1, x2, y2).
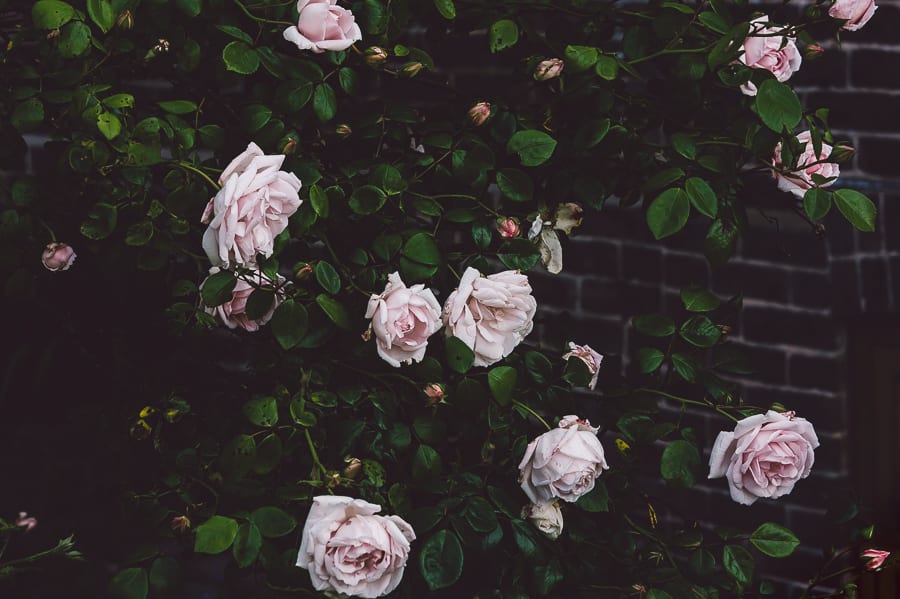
(365, 272, 442, 367)
(283, 0, 362, 54)
(708, 410, 819, 506)
(443, 267, 537, 367)
(468, 102, 491, 127)
(15, 512, 37, 531)
(522, 501, 564, 540)
(562, 342, 603, 390)
(201, 268, 284, 332)
(297, 496, 415, 599)
(862, 549, 891, 571)
(534, 58, 564, 81)
(41, 242, 76, 271)
(519, 415, 610, 504)
(497, 217, 520, 239)
(553, 202, 583, 235)
(830, 0, 877, 31)
(201, 142, 302, 268)
(738, 17, 802, 96)
(772, 130, 840, 197)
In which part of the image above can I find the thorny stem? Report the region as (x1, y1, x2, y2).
(635, 387, 741, 423)
(233, 0, 294, 26)
(512, 399, 552, 431)
(177, 161, 220, 190)
(305, 429, 329, 478)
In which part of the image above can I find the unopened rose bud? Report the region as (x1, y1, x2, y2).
(295, 262, 314, 280)
(116, 10, 134, 30)
(343, 457, 363, 479)
(717, 324, 732, 335)
(534, 58, 565, 81)
(804, 44, 825, 60)
(171, 515, 190, 532)
(831, 144, 855, 163)
(335, 124, 352, 138)
(46, 29, 60, 40)
(400, 61, 424, 78)
(468, 102, 491, 127)
(861, 549, 891, 571)
(364, 46, 388, 68)
(42, 242, 76, 272)
(327, 471, 342, 489)
(15, 512, 37, 532)
(279, 134, 299, 155)
(497, 217, 520, 239)
(423, 383, 445, 405)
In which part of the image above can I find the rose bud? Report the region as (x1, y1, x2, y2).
(343, 457, 363, 479)
(831, 144, 856, 163)
(467, 102, 491, 127)
(423, 383, 446, 405)
(42, 242, 77, 272)
(804, 44, 825, 60)
(295, 262, 314, 280)
(15, 512, 37, 532)
(862, 549, 891, 571)
(116, 10, 133, 29)
(497, 217, 520, 239)
(400, 61, 424, 78)
(279, 133, 299, 155)
(335, 124, 352, 138)
(364, 46, 388, 67)
(522, 502, 563, 540)
(534, 58, 565, 81)
(171, 515, 190, 532)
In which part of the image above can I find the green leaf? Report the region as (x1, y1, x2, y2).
(573, 118, 611, 150)
(660, 440, 701, 487)
(309, 185, 329, 217)
(434, 0, 456, 19)
(253, 433, 283, 475)
(372, 164, 407, 195)
(463, 497, 498, 533)
(158, 100, 197, 114)
(96, 112, 122, 140)
(595, 55, 619, 80)
(108, 567, 148, 599)
(80, 202, 118, 240)
(510, 519, 540, 558)
(242, 397, 278, 427)
(250, 507, 297, 538)
(755, 80, 802, 132)
(290, 398, 317, 427)
(245, 288, 275, 320)
(102, 94, 134, 109)
(313, 83, 337, 121)
(564, 44, 599, 72)
(833, 189, 877, 232)
(222, 41, 260, 75)
(125, 220, 153, 246)
(219, 434, 257, 480)
(11, 99, 44, 132)
(194, 516, 239, 554)
(577, 480, 609, 512)
(413, 445, 442, 480)
(315, 261, 341, 294)
(445, 336, 475, 374)
(271, 300, 308, 349)
(680, 315, 722, 348)
(496, 169, 534, 202)
(507, 130, 557, 167)
(647, 591, 674, 599)
(643, 167, 685, 193)
(498, 238, 541, 271)
(232, 523, 262, 568)
(349, 185, 387, 215)
(148, 557, 180, 596)
(680, 286, 721, 312)
(87, 0, 115, 32)
(750, 523, 800, 557)
(704, 218, 738, 266)
(175, 0, 201, 17)
(216, 24, 253, 44)
(685, 177, 718, 218)
(419, 530, 464, 590)
(200, 270, 237, 307)
(488, 366, 517, 406)
(723, 544, 755, 586)
(402, 232, 441, 265)
(524, 351, 553, 384)
(637, 347, 665, 373)
(489, 19, 519, 53)
(240, 104, 272, 132)
(671, 352, 700, 382)
(32, 0, 75, 29)
(647, 188, 690, 239)
(672, 133, 697, 160)
(803, 188, 832, 221)
(633, 314, 675, 337)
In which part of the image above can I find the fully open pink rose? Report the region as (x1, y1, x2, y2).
(522, 501, 564, 540)
(519, 416, 610, 504)
(365, 272, 442, 367)
(443, 267, 537, 367)
(562, 342, 603, 390)
(296, 496, 415, 599)
(201, 142, 302, 268)
(830, 0, 877, 31)
(283, 0, 362, 54)
(738, 17, 802, 96)
(772, 130, 840, 197)
(201, 268, 284, 332)
(709, 410, 819, 506)
(41, 242, 76, 271)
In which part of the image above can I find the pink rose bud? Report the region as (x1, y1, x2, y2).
(534, 58, 565, 81)
(116, 9, 133, 29)
(41, 242, 77, 271)
(295, 263, 314, 280)
(423, 383, 446, 404)
(335, 124, 352, 138)
(829, 0, 878, 31)
(862, 549, 890, 570)
(468, 102, 491, 127)
(400, 61, 424, 77)
(15, 512, 37, 531)
(497, 217, 521, 239)
(171, 515, 190, 532)
(280, 134, 299, 155)
(364, 46, 388, 67)
(282, 0, 362, 54)
(804, 44, 825, 60)
(343, 457, 363, 479)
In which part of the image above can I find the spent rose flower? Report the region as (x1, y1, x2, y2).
(296, 496, 415, 598)
(830, 0, 877, 31)
(553, 202, 584, 235)
(365, 272, 442, 367)
(862, 549, 891, 571)
(562, 342, 603, 390)
(283, 0, 362, 54)
(534, 58, 564, 81)
(15, 512, 37, 531)
(497, 217, 521, 239)
(442, 267, 537, 367)
(41, 242, 76, 271)
(201, 142, 302, 268)
(522, 501, 564, 540)
(738, 17, 802, 96)
(772, 130, 840, 198)
(519, 415, 610, 504)
(201, 268, 284, 332)
(468, 102, 491, 127)
(709, 410, 819, 506)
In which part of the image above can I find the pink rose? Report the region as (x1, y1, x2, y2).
(738, 17, 802, 96)
(708, 410, 819, 505)
(201, 268, 284, 332)
(829, 0, 877, 31)
(534, 58, 564, 81)
(442, 267, 537, 367)
(497, 217, 520, 239)
(562, 342, 603, 390)
(518, 416, 610, 504)
(862, 549, 891, 571)
(296, 496, 415, 599)
(283, 0, 362, 54)
(41, 242, 76, 271)
(365, 272, 442, 367)
(772, 130, 840, 198)
(201, 142, 302, 268)
(521, 501, 564, 540)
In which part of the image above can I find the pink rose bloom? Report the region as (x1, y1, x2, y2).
(534, 58, 564, 81)
(862, 549, 891, 571)
(562, 342, 603, 390)
(41, 242, 76, 271)
(365, 272, 442, 367)
(296, 496, 415, 599)
(15, 512, 37, 531)
(738, 17, 802, 96)
(201, 268, 284, 332)
(201, 142, 302, 268)
(709, 410, 819, 506)
(442, 267, 537, 367)
(772, 130, 840, 198)
(830, 0, 877, 31)
(518, 416, 610, 504)
(283, 0, 362, 54)
(521, 501, 564, 540)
